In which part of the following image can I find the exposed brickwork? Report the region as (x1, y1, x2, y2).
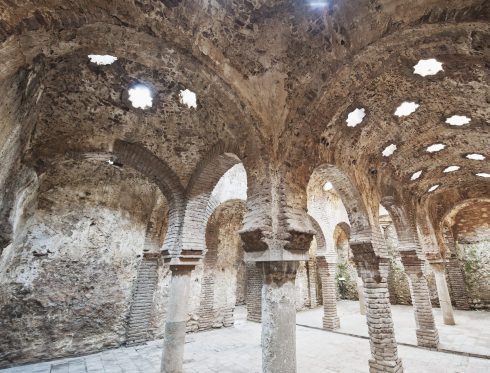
(126, 255, 159, 346)
(317, 257, 340, 330)
(245, 263, 262, 323)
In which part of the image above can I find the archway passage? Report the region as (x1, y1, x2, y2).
(1, 2, 489, 373)
(196, 200, 247, 331)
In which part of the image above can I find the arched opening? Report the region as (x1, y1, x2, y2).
(194, 199, 247, 330)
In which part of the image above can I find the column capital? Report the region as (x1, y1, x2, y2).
(259, 261, 299, 284)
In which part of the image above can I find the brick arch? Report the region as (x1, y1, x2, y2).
(112, 139, 185, 256)
(380, 196, 424, 257)
(309, 164, 371, 244)
(180, 141, 245, 257)
(308, 215, 327, 255)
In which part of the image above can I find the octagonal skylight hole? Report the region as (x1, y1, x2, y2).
(426, 143, 446, 153)
(128, 84, 153, 109)
(179, 89, 197, 109)
(476, 172, 490, 178)
(346, 108, 366, 127)
(410, 170, 423, 180)
(413, 59, 443, 77)
(443, 165, 460, 173)
(323, 181, 333, 191)
(428, 184, 440, 192)
(394, 101, 419, 117)
(446, 115, 471, 126)
(382, 144, 397, 157)
(466, 153, 485, 161)
(88, 54, 117, 65)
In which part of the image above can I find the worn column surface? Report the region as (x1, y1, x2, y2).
(260, 261, 299, 373)
(356, 276, 367, 315)
(406, 271, 439, 347)
(401, 253, 439, 348)
(161, 266, 193, 373)
(352, 242, 403, 373)
(431, 262, 456, 326)
(317, 256, 340, 330)
(246, 262, 263, 322)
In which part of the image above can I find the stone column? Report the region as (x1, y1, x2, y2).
(405, 271, 439, 347)
(398, 254, 439, 347)
(351, 242, 403, 373)
(246, 262, 263, 322)
(430, 261, 456, 325)
(260, 261, 298, 373)
(356, 276, 366, 315)
(161, 266, 193, 373)
(317, 256, 340, 330)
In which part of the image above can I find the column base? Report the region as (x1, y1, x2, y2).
(369, 359, 403, 373)
(416, 329, 439, 348)
(323, 315, 340, 330)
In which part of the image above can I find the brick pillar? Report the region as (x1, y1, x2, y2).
(317, 256, 340, 330)
(307, 258, 319, 308)
(443, 228, 470, 310)
(430, 261, 456, 325)
(260, 261, 298, 373)
(246, 262, 262, 322)
(351, 242, 403, 373)
(400, 253, 439, 348)
(161, 266, 193, 373)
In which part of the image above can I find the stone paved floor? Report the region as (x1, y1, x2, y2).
(2, 302, 489, 373)
(297, 300, 490, 357)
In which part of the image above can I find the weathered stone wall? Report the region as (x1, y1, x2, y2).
(0, 163, 157, 367)
(334, 231, 358, 301)
(456, 239, 490, 310)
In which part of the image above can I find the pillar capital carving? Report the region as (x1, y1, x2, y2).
(260, 261, 299, 285)
(350, 241, 387, 283)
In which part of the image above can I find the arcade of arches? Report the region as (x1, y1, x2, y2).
(0, 1, 489, 373)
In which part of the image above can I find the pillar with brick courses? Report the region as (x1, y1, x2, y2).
(307, 259, 319, 308)
(351, 242, 403, 373)
(430, 260, 456, 326)
(246, 262, 262, 322)
(161, 266, 193, 373)
(356, 275, 366, 315)
(401, 252, 439, 348)
(260, 261, 299, 373)
(442, 227, 471, 310)
(317, 256, 340, 330)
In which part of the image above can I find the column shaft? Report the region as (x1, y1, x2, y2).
(406, 271, 439, 347)
(161, 267, 192, 373)
(356, 276, 366, 315)
(431, 263, 456, 325)
(260, 261, 298, 373)
(317, 257, 340, 330)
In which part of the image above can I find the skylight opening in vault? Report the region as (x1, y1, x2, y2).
(410, 170, 423, 180)
(476, 172, 490, 178)
(443, 165, 460, 173)
(179, 89, 197, 108)
(428, 184, 440, 192)
(128, 84, 153, 109)
(466, 153, 486, 161)
(323, 181, 333, 191)
(426, 143, 446, 153)
(382, 144, 397, 157)
(394, 102, 419, 117)
(346, 108, 366, 127)
(445, 115, 471, 126)
(88, 54, 117, 65)
(413, 59, 443, 77)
